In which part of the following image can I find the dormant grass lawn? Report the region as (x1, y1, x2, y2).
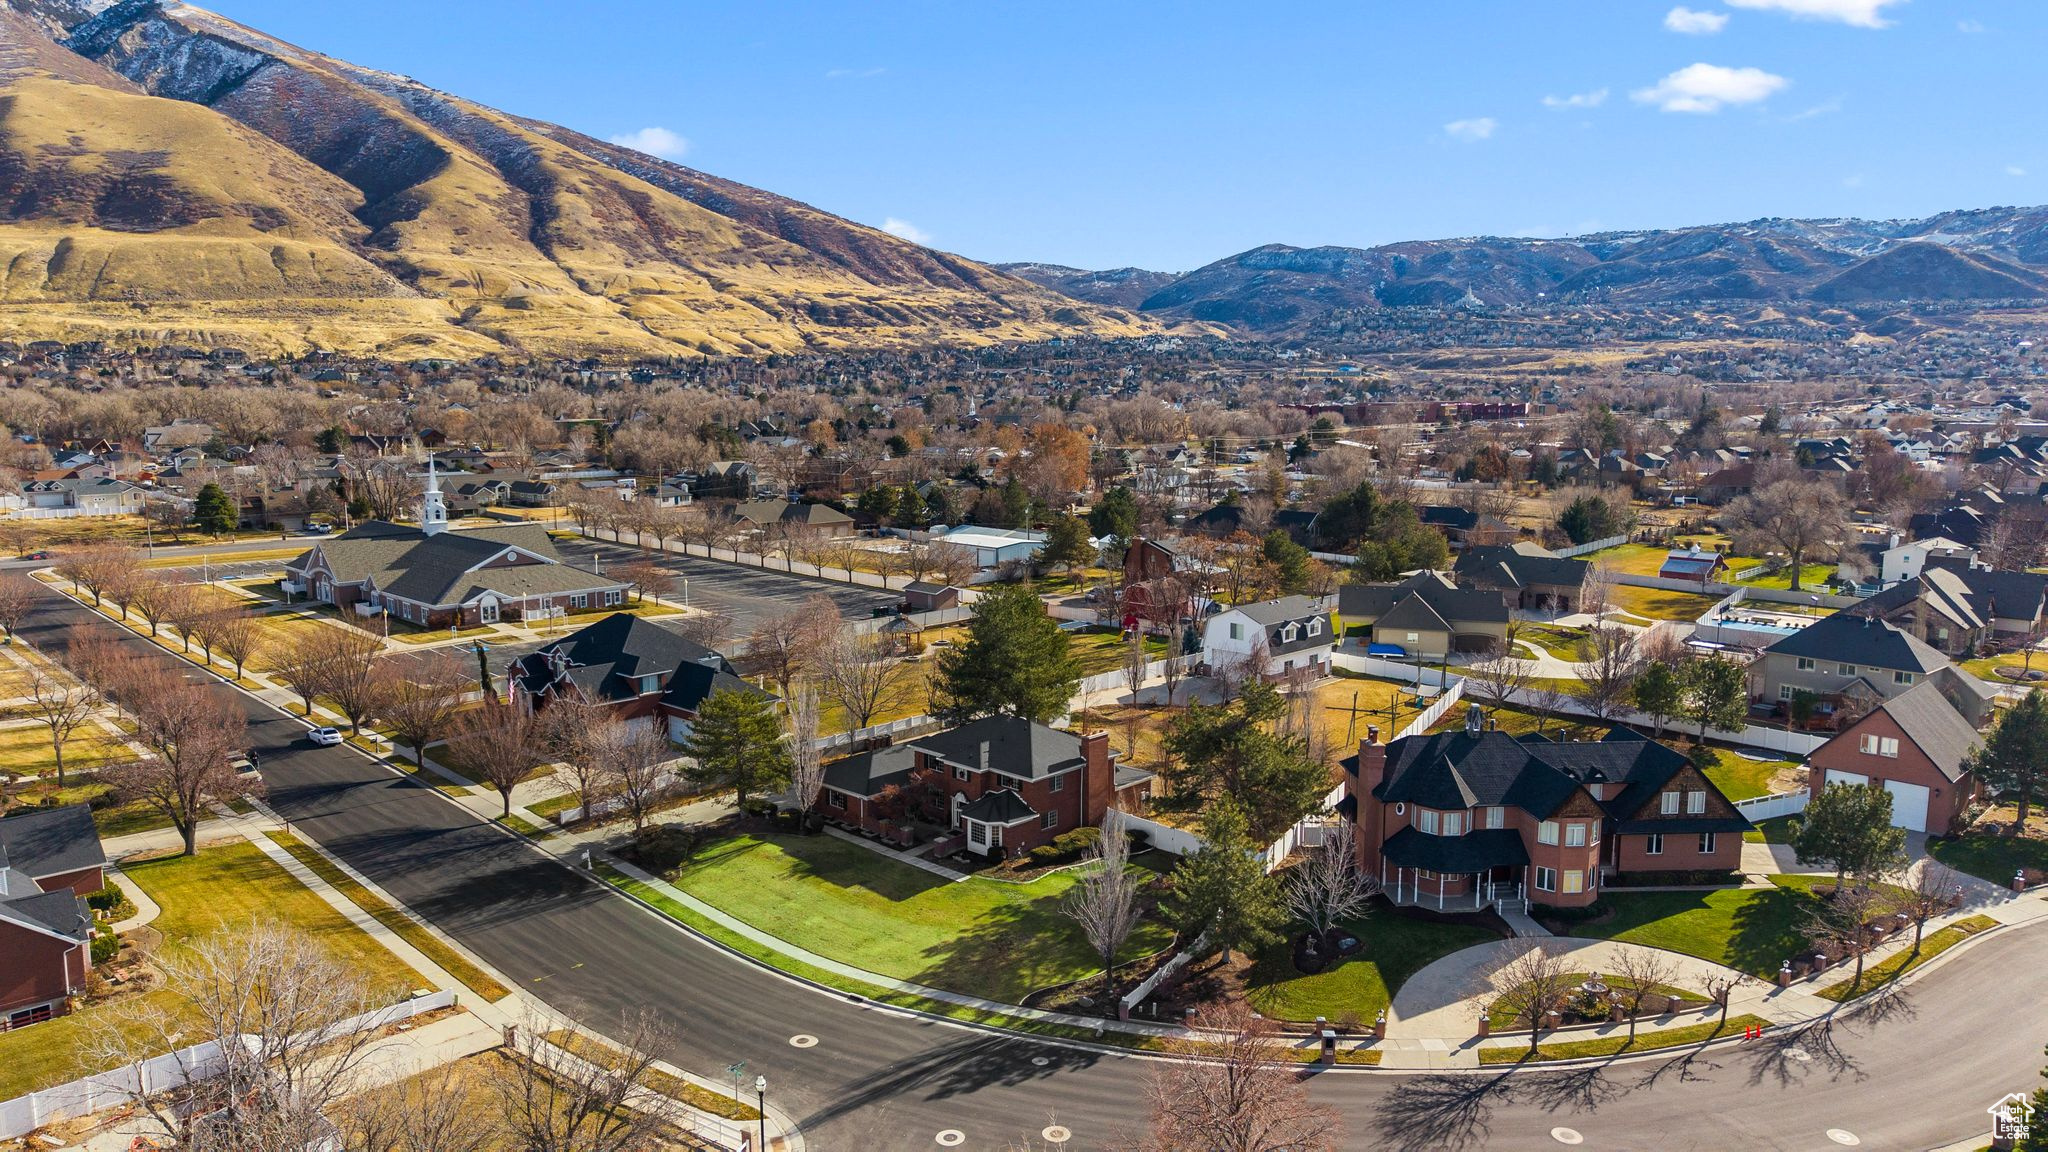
(0, 840, 418, 1100)
(1816, 914, 2000, 1001)
(0, 720, 129, 774)
(1697, 748, 1801, 802)
(1604, 585, 1723, 623)
(1244, 907, 1499, 1023)
(665, 831, 1173, 1003)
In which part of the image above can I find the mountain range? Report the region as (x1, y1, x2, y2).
(1002, 207, 2048, 332)
(0, 0, 1150, 357)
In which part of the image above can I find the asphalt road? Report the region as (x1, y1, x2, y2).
(23, 585, 2048, 1151)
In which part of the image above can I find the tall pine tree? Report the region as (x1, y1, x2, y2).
(934, 584, 1079, 723)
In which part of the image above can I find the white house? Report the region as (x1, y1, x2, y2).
(1201, 595, 1334, 681)
(21, 478, 146, 515)
(1881, 536, 1976, 586)
(932, 526, 1047, 569)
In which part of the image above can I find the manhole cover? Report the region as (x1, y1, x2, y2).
(1030, 1056, 1051, 1067)
(788, 1034, 818, 1048)
(1785, 1047, 1812, 1063)
(1827, 1131, 1860, 1147)
(1551, 1128, 1584, 1145)
(935, 1131, 965, 1147)
(1042, 1125, 1072, 1143)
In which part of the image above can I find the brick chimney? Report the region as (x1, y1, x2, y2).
(1080, 730, 1112, 824)
(1353, 725, 1388, 876)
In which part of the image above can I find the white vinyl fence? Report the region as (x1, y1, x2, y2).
(1394, 678, 1466, 741)
(0, 991, 457, 1140)
(1736, 789, 1811, 822)
(1330, 651, 1455, 689)
(1553, 534, 1628, 559)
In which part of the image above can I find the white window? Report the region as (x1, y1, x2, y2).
(1534, 867, 1557, 892)
(1394, 803, 1405, 816)
(1645, 833, 1664, 855)
(1537, 820, 1559, 845)
(1564, 823, 1587, 848)
(827, 792, 848, 810)
(1307, 618, 1322, 637)
(1778, 684, 1797, 702)
(1562, 870, 1584, 894)
(1281, 623, 1298, 643)
(1859, 734, 1900, 758)
(1894, 671, 1915, 686)
(1417, 809, 1440, 835)
(1686, 790, 1706, 815)
(605, 590, 624, 606)
(955, 767, 970, 782)
(1797, 657, 1817, 671)
(1442, 812, 1464, 836)
(1050, 775, 1064, 792)
(571, 593, 589, 609)
(1838, 663, 1856, 676)
(1484, 806, 1504, 830)
(1698, 832, 1718, 854)
(1041, 810, 1059, 830)
(1228, 622, 1243, 641)
(1660, 790, 1680, 815)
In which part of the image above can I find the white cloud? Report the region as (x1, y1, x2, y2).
(2008, 165, 2028, 177)
(1542, 89, 1609, 110)
(1444, 117, 1497, 141)
(1958, 19, 1986, 33)
(881, 217, 931, 244)
(825, 67, 887, 79)
(1665, 7, 1731, 34)
(1786, 97, 1843, 120)
(608, 126, 689, 160)
(1632, 63, 1789, 113)
(1725, 0, 1906, 29)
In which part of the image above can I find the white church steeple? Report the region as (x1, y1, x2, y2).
(420, 453, 448, 536)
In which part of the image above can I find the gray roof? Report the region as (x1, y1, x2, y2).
(1864, 682, 1982, 782)
(911, 716, 1086, 781)
(0, 805, 105, 879)
(823, 745, 917, 796)
(1765, 613, 1951, 674)
(1454, 546, 1589, 592)
(957, 788, 1037, 824)
(512, 612, 739, 706)
(1338, 573, 1511, 628)
(0, 888, 90, 942)
(288, 522, 621, 607)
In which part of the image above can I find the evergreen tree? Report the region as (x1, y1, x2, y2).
(1261, 530, 1313, 594)
(1036, 515, 1094, 577)
(1088, 485, 1139, 547)
(934, 584, 1080, 723)
(1964, 690, 2048, 828)
(895, 484, 929, 527)
(1631, 661, 1682, 737)
(1159, 681, 1332, 843)
(999, 478, 1033, 528)
(1677, 655, 1748, 743)
(193, 483, 238, 536)
(682, 688, 793, 812)
(1792, 782, 1908, 888)
(856, 485, 899, 526)
(1351, 504, 1450, 581)
(1163, 801, 1285, 962)
(1557, 493, 1631, 545)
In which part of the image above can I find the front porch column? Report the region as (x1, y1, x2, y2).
(1474, 873, 1481, 909)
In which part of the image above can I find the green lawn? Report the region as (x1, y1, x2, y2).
(0, 722, 129, 774)
(0, 840, 418, 1100)
(1698, 749, 1798, 803)
(665, 832, 1173, 1003)
(1479, 1013, 1770, 1064)
(1605, 585, 1723, 623)
(1929, 830, 2048, 886)
(1521, 626, 1589, 660)
(1816, 914, 2000, 1001)
(1735, 563, 1836, 592)
(1068, 629, 1169, 677)
(1244, 907, 1499, 1022)
(1744, 815, 1799, 845)
(1574, 875, 1841, 978)
(1958, 649, 2048, 681)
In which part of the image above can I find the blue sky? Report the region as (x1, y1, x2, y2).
(210, 0, 2045, 272)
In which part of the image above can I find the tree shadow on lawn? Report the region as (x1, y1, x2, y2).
(914, 897, 1134, 1005)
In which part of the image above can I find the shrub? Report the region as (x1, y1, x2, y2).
(1026, 826, 1103, 867)
(84, 886, 125, 912)
(628, 825, 701, 873)
(1604, 869, 1742, 888)
(1532, 899, 1612, 923)
(91, 932, 119, 966)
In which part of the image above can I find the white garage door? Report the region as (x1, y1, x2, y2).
(1884, 780, 1931, 834)
(1823, 769, 1869, 788)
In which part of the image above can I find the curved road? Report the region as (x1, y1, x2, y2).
(24, 583, 2045, 1151)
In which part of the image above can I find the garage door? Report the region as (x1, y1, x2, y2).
(1884, 780, 1931, 833)
(1823, 769, 1869, 788)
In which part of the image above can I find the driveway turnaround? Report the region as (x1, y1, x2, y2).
(22, 581, 2048, 1151)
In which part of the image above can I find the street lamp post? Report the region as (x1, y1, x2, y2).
(755, 1075, 767, 1151)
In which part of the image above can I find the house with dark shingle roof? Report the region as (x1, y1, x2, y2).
(1753, 612, 1997, 727)
(0, 805, 105, 1028)
(1806, 683, 1983, 834)
(817, 716, 1154, 858)
(1337, 572, 1512, 658)
(508, 612, 766, 741)
(1344, 709, 1748, 911)
(286, 520, 629, 630)
(1201, 595, 1334, 680)
(1453, 544, 1590, 615)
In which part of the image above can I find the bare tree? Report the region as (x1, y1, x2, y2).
(1573, 623, 1643, 725)
(379, 649, 468, 764)
(307, 624, 390, 735)
(1282, 820, 1379, 951)
(495, 1009, 683, 1152)
(1121, 1000, 1342, 1152)
(1726, 477, 1850, 592)
(0, 571, 34, 641)
(743, 598, 836, 698)
(1699, 969, 1752, 1031)
(110, 669, 252, 855)
(340, 1063, 496, 1152)
(816, 624, 897, 734)
(26, 663, 99, 788)
(584, 712, 675, 833)
(1611, 944, 1680, 1042)
(53, 541, 131, 607)
(1466, 630, 1533, 719)
(1578, 558, 1619, 620)
(1122, 628, 1149, 704)
(1901, 861, 1961, 953)
(535, 696, 614, 825)
(1485, 944, 1576, 1059)
(209, 609, 267, 681)
(1801, 884, 1891, 996)
(669, 607, 734, 651)
(455, 702, 546, 817)
(785, 682, 826, 822)
(81, 922, 388, 1152)
(617, 555, 670, 605)
(1064, 809, 1142, 997)
(269, 637, 328, 716)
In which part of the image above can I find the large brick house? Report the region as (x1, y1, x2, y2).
(507, 612, 766, 743)
(0, 805, 105, 1030)
(819, 716, 1155, 858)
(1806, 682, 1982, 835)
(1344, 707, 1750, 910)
(285, 462, 628, 630)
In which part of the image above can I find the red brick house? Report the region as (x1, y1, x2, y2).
(1806, 682, 1982, 834)
(820, 716, 1155, 858)
(1344, 707, 1749, 910)
(0, 805, 105, 1030)
(507, 612, 767, 743)
(1121, 537, 1198, 630)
